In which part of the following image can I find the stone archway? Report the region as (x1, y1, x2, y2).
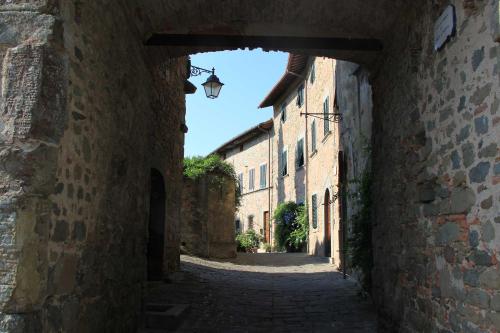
(147, 169, 166, 281)
(1, 1, 498, 332)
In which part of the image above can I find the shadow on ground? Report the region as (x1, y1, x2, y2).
(210, 252, 331, 267)
(142, 253, 377, 332)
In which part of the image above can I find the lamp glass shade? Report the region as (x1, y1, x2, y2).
(202, 74, 224, 99)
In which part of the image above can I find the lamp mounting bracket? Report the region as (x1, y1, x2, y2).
(300, 112, 342, 123)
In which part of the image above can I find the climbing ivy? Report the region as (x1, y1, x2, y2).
(347, 171, 373, 292)
(183, 155, 242, 208)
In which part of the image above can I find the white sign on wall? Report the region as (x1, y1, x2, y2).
(434, 5, 456, 51)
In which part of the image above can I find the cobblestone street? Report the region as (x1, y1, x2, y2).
(144, 253, 377, 332)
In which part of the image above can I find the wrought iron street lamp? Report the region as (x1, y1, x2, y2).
(189, 62, 224, 99)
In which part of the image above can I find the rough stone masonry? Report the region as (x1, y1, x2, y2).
(0, 1, 187, 331)
(0, 0, 498, 332)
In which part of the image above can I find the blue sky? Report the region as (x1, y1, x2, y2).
(184, 50, 288, 157)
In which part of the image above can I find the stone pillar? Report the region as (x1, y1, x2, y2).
(0, 3, 67, 331)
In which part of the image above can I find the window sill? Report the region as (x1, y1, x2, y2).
(322, 131, 332, 143)
(310, 150, 318, 158)
(281, 174, 289, 179)
(296, 165, 305, 171)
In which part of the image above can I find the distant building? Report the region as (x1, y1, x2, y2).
(214, 119, 274, 244)
(259, 55, 341, 263)
(215, 55, 342, 263)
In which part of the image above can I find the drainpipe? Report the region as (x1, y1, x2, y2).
(258, 124, 272, 245)
(289, 66, 310, 254)
(304, 70, 309, 255)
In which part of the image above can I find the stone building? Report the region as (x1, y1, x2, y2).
(259, 55, 341, 263)
(214, 119, 274, 243)
(0, 1, 498, 332)
(181, 174, 237, 259)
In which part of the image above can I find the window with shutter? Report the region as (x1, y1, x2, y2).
(310, 62, 315, 84)
(260, 164, 267, 189)
(280, 104, 287, 123)
(323, 97, 330, 135)
(311, 120, 317, 152)
(281, 149, 288, 177)
(238, 173, 243, 192)
(312, 194, 318, 229)
(296, 138, 304, 168)
(249, 169, 255, 191)
(297, 84, 304, 107)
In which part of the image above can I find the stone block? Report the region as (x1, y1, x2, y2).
(466, 288, 490, 309)
(479, 268, 500, 289)
(436, 222, 460, 245)
(469, 162, 491, 183)
(492, 293, 500, 311)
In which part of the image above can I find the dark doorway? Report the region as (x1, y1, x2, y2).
(147, 168, 166, 281)
(264, 211, 270, 243)
(338, 151, 347, 271)
(324, 189, 331, 257)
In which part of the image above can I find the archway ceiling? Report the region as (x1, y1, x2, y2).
(135, 0, 407, 64)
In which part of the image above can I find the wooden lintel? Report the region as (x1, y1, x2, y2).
(146, 34, 383, 52)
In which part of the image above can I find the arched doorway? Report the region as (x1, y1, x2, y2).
(147, 168, 166, 281)
(324, 189, 331, 257)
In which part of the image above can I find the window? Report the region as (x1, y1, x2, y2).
(310, 62, 315, 84)
(297, 84, 304, 107)
(248, 215, 254, 230)
(235, 219, 240, 232)
(280, 103, 287, 123)
(323, 97, 330, 135)
(238, 173, 244, 192)
(312, 194, 318, 229)
(280, 149, 288, 177)
(311, 120, 317, 153)
(296, 138, 304, 168)
(248, 168, 255, 191)
(260, 164, 267, 189)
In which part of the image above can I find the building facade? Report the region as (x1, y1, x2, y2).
(214, 119, 274, 244)
(217, 55, 342, 261)
(259, 55, 341, 263)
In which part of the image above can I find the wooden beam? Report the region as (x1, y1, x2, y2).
(146, 34, 383, 51)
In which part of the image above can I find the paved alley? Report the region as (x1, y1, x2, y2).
(144, 253, 377, 332)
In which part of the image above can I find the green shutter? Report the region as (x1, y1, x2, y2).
(324, 97, 330, 135)
(312, 194, 318, 229)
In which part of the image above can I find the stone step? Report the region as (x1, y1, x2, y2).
(143, 303, 190, 331)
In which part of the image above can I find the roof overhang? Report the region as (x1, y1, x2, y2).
(258, 54, 309, 108)
(212, 119, 273, 156)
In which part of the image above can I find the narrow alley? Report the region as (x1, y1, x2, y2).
(144, 254, 377, 332)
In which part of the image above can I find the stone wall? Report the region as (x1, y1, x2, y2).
(0, 2, 66, 331)
(336, 60, 373, 280)
(224, 131, 273, 237)
(181, 174, 237, 259)
(0, 0, 187, 331)
(305, 57, 341, 263)
(371, 1, 500, 331)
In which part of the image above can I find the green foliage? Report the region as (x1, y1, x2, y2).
(236, 229, 262, 252)
(183, 154, 242, 208)
(288, 204, 309, 249)
(273, 202, 308, 252)
(262, 242, 272, 253)
(348, 171, 373, 291)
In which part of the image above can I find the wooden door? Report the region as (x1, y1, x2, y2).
(263, 211, 270, 243)
(148, 169, 166, 281)
(324, 189, 331, 257)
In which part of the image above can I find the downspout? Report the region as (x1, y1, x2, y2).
(304, 70, 309, 255)
(258, 124, 272, 245)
